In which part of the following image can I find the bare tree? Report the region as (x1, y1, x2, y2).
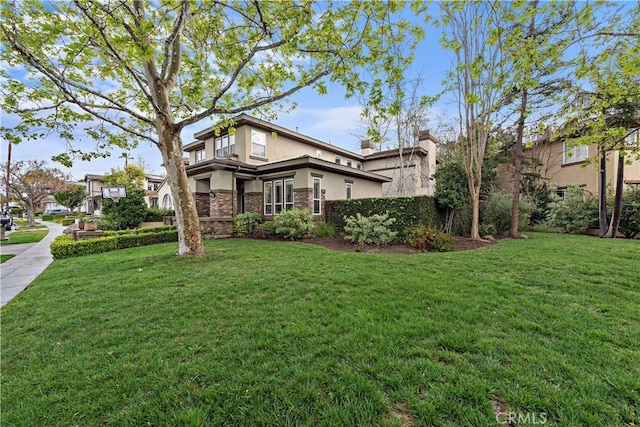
(1, 160, 68, 226)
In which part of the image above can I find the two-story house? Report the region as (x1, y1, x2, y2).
(85, 173, 166, 214)
(183, 114, 438, 235)
(498, 129, 640, 197)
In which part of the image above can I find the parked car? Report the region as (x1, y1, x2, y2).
(44, 208, 69, 215)
(1, 211, 13, 231)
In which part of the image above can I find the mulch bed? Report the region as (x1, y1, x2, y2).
(255, 234, 497, 254)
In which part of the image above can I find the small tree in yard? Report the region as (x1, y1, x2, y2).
(101, 187, 147, 230)
(54, 184, 85, 213)
(0, 160, 67, 226)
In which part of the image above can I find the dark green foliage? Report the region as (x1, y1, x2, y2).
(546, 186, 598, 233)
(619, 188, 640, 238)
(325, 196, 442, 239)
(50, 226, 178, 259)
(101, 187, 147, 230)
(232, 212, 263, 237)
(406, 225, 455, 252)
(61, 218, 74, 226)
(343, 212, 397, 246)
(273, 208, 314, 239)
(257, 221, 277, 236)
(434, 160, 469, 212)
(526, 183, 555, 225)
(313, 221, 337, 238)
(144, 208, 175, 222)
(481, 190, 533, 235)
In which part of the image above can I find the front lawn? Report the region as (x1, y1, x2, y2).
(1, 233, 638, 426)
(0, 229, 48, 245)
(0, 254, 15, 263)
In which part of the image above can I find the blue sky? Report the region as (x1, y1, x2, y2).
(0, 3, 457, 181)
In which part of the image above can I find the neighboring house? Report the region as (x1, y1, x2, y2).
(41, 181, 88, 213)
(183, 114, 438, 235)
(84, 173, 167, 214)
(498, 129, 640, 197)
(156, 178, 174, 210)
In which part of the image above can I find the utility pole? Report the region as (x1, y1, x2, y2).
(5, 142, 11, 213)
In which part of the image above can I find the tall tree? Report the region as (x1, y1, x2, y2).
(439, 0, 505, 240)
(0, 160, 68, 226)
(1, 1, 420, 255)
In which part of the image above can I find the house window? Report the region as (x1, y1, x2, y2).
(335, 156, 341, 165)
(313, 177, 321, 215)
(251, 130, 267, 157)
(215, 135, 235, 158)
(556, 188, 566, 199)
(162, 194, 173, 210)
(316, 150, 322, 159)
(285, 179, 294, 210)
(563, 142, 588, 164)
(274, 180, 283, 214)
(625, 131, 639, 147)
(264, 181, 273, 215)
(356, 162, 362, 170)
(346, 183, 353, 200)
(195, 149, 206, 164)
(346, 159, 352, 168)
(264, 178, 294, 214)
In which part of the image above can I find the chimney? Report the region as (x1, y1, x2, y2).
(360, 139, 375, 156)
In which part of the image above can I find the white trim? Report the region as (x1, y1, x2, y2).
(313, 177, 322, 215)
(251, 129, 267, 157)
(563, 142, 588, 164)
(346, 182, 353, 199)
(264, 181, 273, 215)
(284, 178, 294, 210)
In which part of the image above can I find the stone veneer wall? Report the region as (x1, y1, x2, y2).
(245, 192, 262, 215)
(209, 189, 234, 217)
(194, 192, 210, 217)
(200, 217, 233, 237)
(293, 188, 325, 220)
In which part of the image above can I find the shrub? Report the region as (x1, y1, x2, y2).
(545, 185, 597, 233)
(313, 221, 337, 238)
(101, 187, 147, 230)
(619, 188, 640, 239)
(232, 212, 263, 237)
(273, 208, 314, 239)
(481, 190, 533, 235)
(50, 227, 178, 259)
(343, 212, 397, 246)
(325, 196, 442, 239)
(61, 218, 75, 226)
(144, 208, 175, 222)
(406, 225, 454, 252)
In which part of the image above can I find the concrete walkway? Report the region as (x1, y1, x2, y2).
(0, 221, 66, 308)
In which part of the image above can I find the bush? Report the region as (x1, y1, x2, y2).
(546, 185, 597, 233)
(619, 188, 640, 239)
(481, 190, 533, 235)
(101, 187, 147, 230)
(61, 218, 75, 226)
(232, 212, 263, 237)
(325, 196, 442, 239)
(406, 225, 454, 252)
(313, 221, 337, 238)
(273, 208, 314, 239)
(343, 212, 397, 246)
(50, 227, 178, 259)
(144, 208, 175, 222)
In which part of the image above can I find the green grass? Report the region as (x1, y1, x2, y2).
(1, 233, 639, 426)
(0, 254, 15, 263)
(0, 229, 48, 245)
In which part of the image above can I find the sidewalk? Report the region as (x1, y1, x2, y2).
(0, 221, 66, 308)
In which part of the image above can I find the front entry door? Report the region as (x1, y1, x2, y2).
(236, 179, 245, 214)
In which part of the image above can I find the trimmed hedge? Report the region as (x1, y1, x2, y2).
(144, 208, 175, 222)
(50, 226, 178, 259)
(325, 196, 444, 239)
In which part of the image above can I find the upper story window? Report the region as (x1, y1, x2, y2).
(356, 162, 362, 170)
(195, 148, 206, 164)
(346, 159, 352, 167)
(335, 156, 341, 165)
(316, 149, 322, 159)
(215, 135, 235, 158)
(563, 142, 588, 164)
(251, 130, 267, 158)
(625, 130, 639, 147)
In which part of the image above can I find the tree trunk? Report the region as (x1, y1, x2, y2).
(598, 145, 608, 237)
(470, 186, 481, 240)
(158, 124, 205, 255)
(27, 201, 35, 227)
(605, 150, 625, 238)
(510, 89, 528, 238)
(5, 142, 11, 213)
